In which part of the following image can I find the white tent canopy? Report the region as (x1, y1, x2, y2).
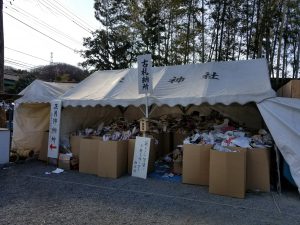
(12, 80, 75, 153)
(16, 80, 75, 105)
(59, 58, 273, 146)
(61, 59, 275, 107)
(12, 60, 300, 191)
(60, 59, 300, 191)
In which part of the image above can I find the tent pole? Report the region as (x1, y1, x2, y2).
(143, 93, 149, 137)
(145, 93, 149, 118)
(274, 145, 282, 195)
(138, 106, 146, 116)
(148, 105, 157, 117)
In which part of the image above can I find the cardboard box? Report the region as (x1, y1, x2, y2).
(160, 132, 172, 157)
(38, 131, 49, 161)
(277, 80, 300, 98)
(128, 139, 156, 174)
(173, 132, 187, 149)
(182, 144, 211, 186)
(97, 140, 128, 179)
(209, 148, 246, 198)
(151, 133, 162, 158)
(70, 135, 84, 157)
(79, 138, 101, 175)
(70, 157, 79, 170)
(173, 160, 182, 174)
(58, 153, 73, 170)
(247, 148, 270, 192)
(128, 139, 135, 174)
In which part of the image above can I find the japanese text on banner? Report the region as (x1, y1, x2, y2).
(137, 54, 153, 94)
(47, 100, 61, 159)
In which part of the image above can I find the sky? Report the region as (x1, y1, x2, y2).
(3, 0, 99, 71)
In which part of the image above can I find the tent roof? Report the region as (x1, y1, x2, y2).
(16, 80, 75, 104)
(61, 58, 276, 107)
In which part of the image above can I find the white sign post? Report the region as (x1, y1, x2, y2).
(133, 54, 153, 179)
(47, 100, 62, 159)
(132, 136, 151, 179)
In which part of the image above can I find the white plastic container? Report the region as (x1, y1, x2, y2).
(0, 128, 10, 164)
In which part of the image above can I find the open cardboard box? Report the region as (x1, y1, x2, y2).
(182, 144, 212, 186)
(246, 148, 270, 192)
(209, 147, 246, 199)
(79, 137, 102, 175)
(97, 140, 128, 179)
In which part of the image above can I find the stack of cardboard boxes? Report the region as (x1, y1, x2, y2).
(277, 80, 300, 98)
(78, 137, 128, 178)
(182, 144, 270, 198)
(70, 136, 156, 179)
(182, 144, 211, 186)
(69, 133, 270, 198)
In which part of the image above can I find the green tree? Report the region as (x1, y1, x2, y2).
(13, 74, 36, 94)
(81, 0, 133, 70)
(81, 0, 300, 80)
(31, 63, 88, 82)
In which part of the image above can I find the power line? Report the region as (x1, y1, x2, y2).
(4, 3, 82, 45)
(4, 58, 37, 70)
(5, 57, 36, 67)
(4, 61, 33, 70)
(37, 0, 93, 34)
(44, 0, 94, 33)
(52, 0, 96, 31)
(4, 11, 75, 51)
(5, 46, 49, 63)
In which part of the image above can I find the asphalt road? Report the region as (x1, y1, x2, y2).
(0, 161, 299, 225)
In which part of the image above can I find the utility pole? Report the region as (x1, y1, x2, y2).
(50, 52, 53, 64)
(0, 0, 4, 94)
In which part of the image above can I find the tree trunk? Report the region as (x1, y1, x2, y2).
(282, 10, 289, 79)
(218, 0, 227, 61)
(201, 0, 205, 63)
(214, 2, 221, 61)
(294, 35, 300, 78)
(165, 9, 172, 66)
(184, 0, 192, 64)
(237, 36, 242, 60)
(247, 0, 256, 60)
(0, 0, 4, 93)
(253, 0, 261, 59)
(208, 28, 215, 61)
(276, 0, 287, 86)
(192, 1, 196, 64)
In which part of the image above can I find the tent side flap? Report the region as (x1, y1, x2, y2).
(257, 97, 300, 191)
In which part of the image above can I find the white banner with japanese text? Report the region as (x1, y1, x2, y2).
(47, 100, 61, 159)
(137, 54, 153, 94)
(131, 136, 151, 179)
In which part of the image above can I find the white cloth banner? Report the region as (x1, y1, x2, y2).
(257, 97, 300, 191)
(47, 100, 62, 159)
(137, 54, 153, 94)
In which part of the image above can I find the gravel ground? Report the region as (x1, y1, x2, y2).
(0, 160, 299, 225)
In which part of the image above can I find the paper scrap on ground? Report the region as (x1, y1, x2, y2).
(44, 168, 64, 174)
(52, 168, 64, 174)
